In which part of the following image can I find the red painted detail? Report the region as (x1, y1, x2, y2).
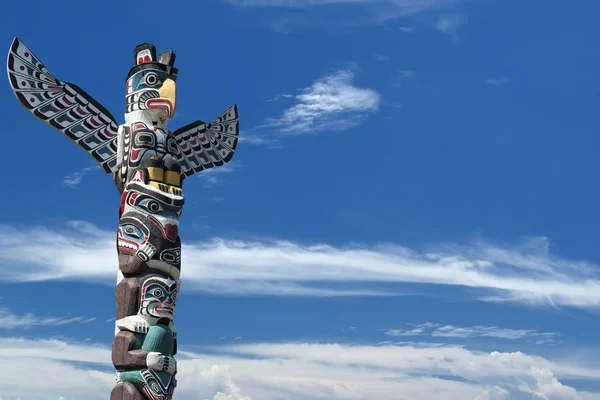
(127, 191, 139, 207)
(24, 52, 29, 57)
(131, 149, 141, 160)
(117, 237, 139, 253)
(90, 117, 101, 127)
(130, 170, 144, 184)
(132, 122, 147, 131)
(165, 224, 178, 241)
(144, 55, 150, 62)
(138, 57, 143, 65)
(30, 97, 35, 102)
(200, 136, 207, 143)
(119, 191, 128, 215)
(19, 66, 24, 71)
(145, 98, 173, 115)
(148, 215, 171, 241)
(21, 81, 26, 86)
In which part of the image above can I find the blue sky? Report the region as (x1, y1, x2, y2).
(2, 0, 600, 399)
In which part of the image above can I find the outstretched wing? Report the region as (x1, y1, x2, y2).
(171, 104, 239, 177)
(6, 37, 119, 174)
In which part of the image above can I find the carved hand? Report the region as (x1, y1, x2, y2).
(146, 352, 177, 374)
(116, 315, 151, 334)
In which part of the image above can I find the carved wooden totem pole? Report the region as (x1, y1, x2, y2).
(7, 38, 239, 400)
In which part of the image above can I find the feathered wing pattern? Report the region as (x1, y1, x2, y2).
(6, 37, 119, 173)
(172, 104, 239, 177)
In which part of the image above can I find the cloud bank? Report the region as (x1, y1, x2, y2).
(1, 336, 600, 400)
(1, 221, 600, 309)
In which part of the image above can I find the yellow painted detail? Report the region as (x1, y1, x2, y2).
(147, 167, 164, 182)
(148, 181, 183, 197)
(158, 78, 177, 118)
(164, 171, 181, 187)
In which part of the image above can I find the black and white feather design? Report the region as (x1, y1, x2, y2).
(171, 104, 239, 177)
(6, 37, 119, 173)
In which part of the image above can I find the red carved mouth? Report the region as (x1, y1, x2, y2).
(145, 98, 172, 116)
(155, 305, 174, 314)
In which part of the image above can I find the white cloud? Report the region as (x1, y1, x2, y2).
(485, 77, 511, 86)
(386, 323, 558, 341)
(267, 93, 294, 101)
(224, 0, 369, 6)
(374, 53, 391, 62)
(3, 222, 600, 308)
(2, 337, 600, 400)
(435, 13, 467, 45)
(263, 70, 380, 134)
(238, 134, 282, 147)
(197, 161, 244, 187)
(398, 26, 415, 33)
(435, 13, 467, 33)
(224, 0, 462, 31)
(0, 307, 95, 329)
(392, 70, 416, 87)
(62, 166, 100, 187)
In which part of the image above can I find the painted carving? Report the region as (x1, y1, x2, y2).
(7, 38, 240, 400)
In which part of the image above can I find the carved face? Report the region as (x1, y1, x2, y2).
(117, 173, 183, 278)
(128, 123, 179, 171)
(123, 189, 181, 242)
(141, 370, 176, 400)
(139, 276, 179, 321)
(126, 68, 177, 123)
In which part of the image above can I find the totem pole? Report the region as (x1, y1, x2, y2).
(7, 38, 239, 400)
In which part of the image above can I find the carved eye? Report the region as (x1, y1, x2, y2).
(153, 288, 163, 297)
(145, 72, 159, 86)
(138, 198, 163, 214)
(148, 201, 160, 212)
(167, 138, 179, 154)
(151, 383, 160, 392)
(134, 132, 155, 147)
(125, 226, 140, 238)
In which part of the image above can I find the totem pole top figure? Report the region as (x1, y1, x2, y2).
(6, 37, 239, 183)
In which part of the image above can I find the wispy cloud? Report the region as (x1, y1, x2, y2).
(238, 134, 282, 147)
(62, 166, 100, 187)
(392, 69, 416, 87)
(3, 222, 600, 309)
(1, 336, 600, 400)
(0, 307, 95, 329)
(485, 76, 511, 86)
(197, 161, 244, 187)
(435, 13, 467, 45)
(224, 0, 462, 32)
(374, 53, 391, 63)
(436, 13, 466, 33)
(262, 70, 380, 134)
(398, 26, 415, 33)
(267, 93, 294, 102)
(386, 322, 559, 341)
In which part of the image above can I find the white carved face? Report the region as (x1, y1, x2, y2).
(139, 276, 180, 321)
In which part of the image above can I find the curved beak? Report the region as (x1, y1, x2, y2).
(158, 78, 177, 118)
